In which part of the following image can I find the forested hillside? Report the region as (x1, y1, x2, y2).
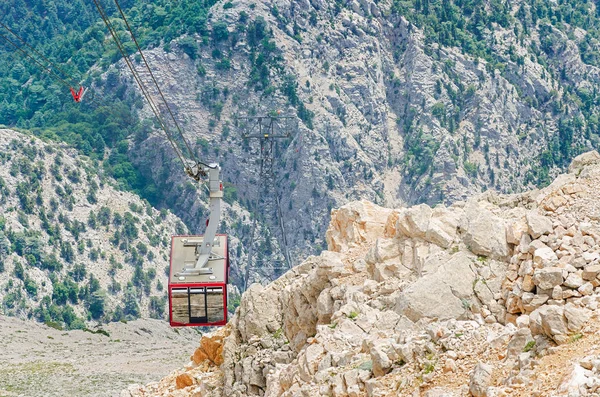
(0, 129, 188, 328)
(117, 0, 600, 277)
(4, 0, 600, 293)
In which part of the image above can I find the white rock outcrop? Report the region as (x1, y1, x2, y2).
(130, 152, 600, 397)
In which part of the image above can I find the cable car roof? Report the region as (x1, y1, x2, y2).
(170, 235, 228, 284)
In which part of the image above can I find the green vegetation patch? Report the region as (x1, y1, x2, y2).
(523, 340, 536, 352)
(83, 328, 111, 337)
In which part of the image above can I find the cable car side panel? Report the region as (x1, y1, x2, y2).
(168, 234, 228, 327)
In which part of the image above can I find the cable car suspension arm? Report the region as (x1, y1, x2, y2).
(175, 162, 223, 276)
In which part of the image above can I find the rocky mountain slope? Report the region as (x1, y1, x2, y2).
(105, 0, 600, 287)
(3, 0, 600, 291)
(0, 128, 188, 327)
(126, 151, 600, 396)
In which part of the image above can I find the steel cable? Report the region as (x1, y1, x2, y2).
(0, 21, 76, 86)
(92, 0, 188, 169)
(112, 0, 203, 166)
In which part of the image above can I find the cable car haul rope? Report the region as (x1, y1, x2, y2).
(92, 0, 211, 176)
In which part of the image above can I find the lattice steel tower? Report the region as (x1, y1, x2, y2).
(237, 115, 295, 290)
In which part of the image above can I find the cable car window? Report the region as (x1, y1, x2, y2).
(206, 287, 224, 323)
(171, 288, 191, 324)
(189, 287, 207, 323)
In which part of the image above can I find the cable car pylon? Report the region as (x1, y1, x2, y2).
(237, 114, 296, 290)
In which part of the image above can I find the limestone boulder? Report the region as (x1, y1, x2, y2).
(425, 206, 462, 248)
(396, 252, 477, 321)
(241, 356, 266, 388)
(522, 294, 549, 314)
(469, 362, 493, 397)
(564, 273, 584, 289)
(557, 364, 590, 395)
(506, 328, 534, 358)
(532, 247, 558, 268)
(370, 344, 393, 377)
(397, 204, 432, 238)
(564, 303, 591, 333)
(191, 333, 226, 366)
(343, 369, 365, 397)
(506, 218, 529, 245)
(316, 288, 334, 324)
(175, 373, 194, 389)
(365, 238, 404, 281)
(298, 343, 325, 381)
(568, 150, 600, 175)
(317, 250, 353, 280)
(532, 267, 563, 290)
(383, 209, 402, 237)
(526, 212, 553, 239)
(278, 363, 299, 392)
(582, 252, 600, 263)
(530, 305, 569, 344)
(522, 274, 535, 292)
(283, 256, 333, 351)
(236, 283, 282, 342)
(473, 279, 495, 309)
(582, 264, 600, 281)
(505, 292, 523, 314)
(364, 379, 384, 397)
(420, 250, 452, 276)
(461, 201, 509, 260)
(579, 282, 594, 296)
(366, 238, 400, 265)
(326, 200, 392, 252)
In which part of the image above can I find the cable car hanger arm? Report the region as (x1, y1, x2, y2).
(175, 162, 223, 277)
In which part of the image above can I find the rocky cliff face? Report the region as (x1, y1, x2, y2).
(126, 151, 600, 396)
(0, 129, 185, 325)
(113, 0, 600, 288)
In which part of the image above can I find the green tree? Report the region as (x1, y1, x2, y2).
(60, 242, 75, 263)
(123, 285, 141, 318)
(13, 261, 25, 280)
(53, 281, 69, 305)
(149, 296, 165, 319)
(70, 263, 87, 282)
(212, 21, 229, 42)
(97, 206, 111, 226)
(24, 278, 38, 297)
(88, 290, 106, 320)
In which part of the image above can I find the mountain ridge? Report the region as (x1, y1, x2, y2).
(4, 1, 600, 288)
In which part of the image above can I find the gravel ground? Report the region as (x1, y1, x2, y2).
(0, 316, 202, 397)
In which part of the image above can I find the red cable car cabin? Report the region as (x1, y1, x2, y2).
(168, 234, 228, 327)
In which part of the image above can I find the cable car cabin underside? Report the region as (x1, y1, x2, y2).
(169, 235, 228, 327)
